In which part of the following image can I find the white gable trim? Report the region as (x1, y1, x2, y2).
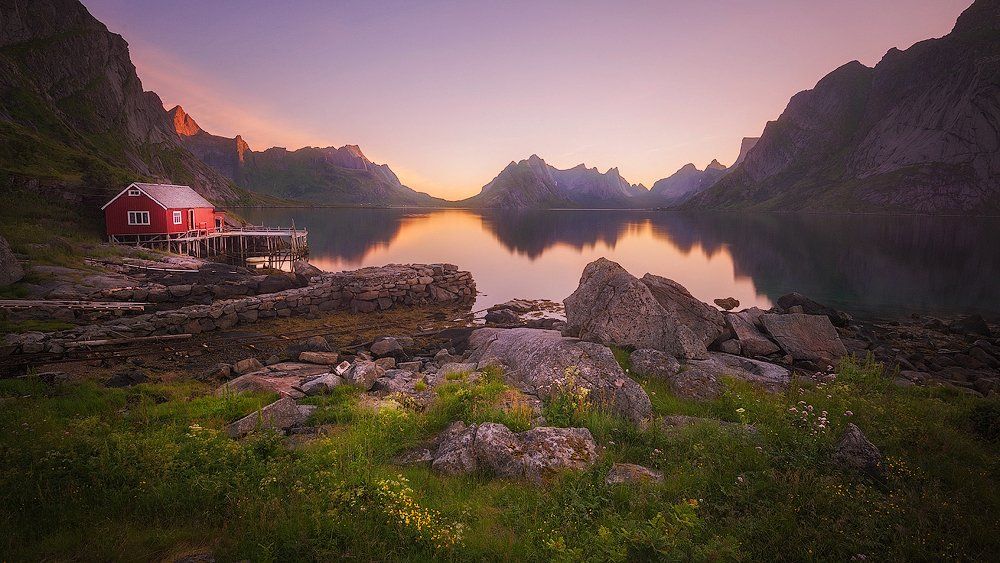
(101, 183, 169, 211)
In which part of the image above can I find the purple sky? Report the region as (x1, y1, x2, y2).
(82, 0, 971, 199)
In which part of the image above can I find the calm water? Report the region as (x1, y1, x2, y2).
(242, 208, 1000, 319)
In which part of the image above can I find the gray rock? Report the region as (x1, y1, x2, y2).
(718, 339, 742, 355)
(605, 462, 664, 485)
(714, 297, 740, 311)
(370, 337, 404, 358)
(299, 374, 343, 396)
(397, 360, 423, 372)
(485, 308, 519, 325)
(833, 423, 885, 482)
(563, 258, 724, 360)
(374, 356, 396, 370)
(233, 357, 264, 375)
(293, 260, 324, 279)
(629, 348, 681, 379)
(430, 423, 598, 481)
(761, 313, 848, 363)
(726, 308, 782, 357)
(298, 351, 340, 365)
(0, 235, 24, 286)
(433, 349, 462, 365)
(776, 293, 852, 327)
(468, 327, 651, 424)
(431, 422, 478, 475)
(226, 398, 307, 438)
(681, 352, 791, 398)
(345, 360, 385, 391)
(517, 426, 599, 481)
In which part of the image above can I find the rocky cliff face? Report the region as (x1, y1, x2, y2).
(649, 160, 728, 205)
(168, 106, 250, 182)
(171, 107, 440, 206)
(688, 0, 1000, 213)
(0, 0, 241, 202)
(731, 137, 760, 167)
(463, 155, 648, 208)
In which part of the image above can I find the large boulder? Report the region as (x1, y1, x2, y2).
(226, 397, 309, 438)
(430, 422, 598, 482)
(761, 313, 848, 363)
(563, 258, 724, 359)
(683, 353, 791, 397)
(467, 327, 651, 423)
(629, 348, 681, 379)
(0, 236, 23, 287)
(726, 308, 781, 357)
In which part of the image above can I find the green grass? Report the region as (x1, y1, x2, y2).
(0, 357, 997, 561)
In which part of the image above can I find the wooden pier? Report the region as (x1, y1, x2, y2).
(109, 225, 308, 270)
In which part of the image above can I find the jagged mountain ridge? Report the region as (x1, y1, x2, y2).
(687, 0, 1000, 213)
(462, 154, 649, 208)
(0, 0, 241, 203)
(170, 106, 442, 206)
(649, 160, 729, 205)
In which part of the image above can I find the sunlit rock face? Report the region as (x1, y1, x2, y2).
(689, 0, 1000, 214)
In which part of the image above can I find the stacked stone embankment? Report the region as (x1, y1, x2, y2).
(3, 264, 475, 355)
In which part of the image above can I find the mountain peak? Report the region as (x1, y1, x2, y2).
(952, 0, 1000, 35)
(705, 159, 727, 171)
(168, 105, 202, 137)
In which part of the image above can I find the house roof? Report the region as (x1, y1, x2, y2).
(102, 183, 217, 211)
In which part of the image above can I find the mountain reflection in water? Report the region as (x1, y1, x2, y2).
(242, 208, 1000, 318)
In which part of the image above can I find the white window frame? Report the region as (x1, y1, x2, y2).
(127, 211, 150, 225)
(173, 211, 183, 225)
(127, 189, 141, 196)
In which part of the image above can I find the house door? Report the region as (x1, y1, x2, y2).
(188, 209, 196, 231)
(215, 217, 223, 232)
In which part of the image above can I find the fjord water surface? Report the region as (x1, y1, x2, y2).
(243, 208, 1000, 319)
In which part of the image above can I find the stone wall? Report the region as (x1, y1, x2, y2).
(3, 264, 475, 355)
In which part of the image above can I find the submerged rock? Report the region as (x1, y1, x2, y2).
(563, 258, 724, 359)
(467, 327, 651, 423)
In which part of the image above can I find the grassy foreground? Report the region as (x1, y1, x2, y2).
(1, 356, 997, 561)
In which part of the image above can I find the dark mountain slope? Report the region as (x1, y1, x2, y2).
(0, 0, 242, 203)
(687, 0, 1000, 214)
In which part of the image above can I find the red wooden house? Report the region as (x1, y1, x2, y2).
(102, 183, 225, 243)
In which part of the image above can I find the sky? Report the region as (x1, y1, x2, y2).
(82, 0, 971, 199)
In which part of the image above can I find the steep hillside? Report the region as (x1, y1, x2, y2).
(688, 0, 1000, 213)
(463, 155, 648, 208)
(0, 0, 242, 203)
(171, 106, 441, 206)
